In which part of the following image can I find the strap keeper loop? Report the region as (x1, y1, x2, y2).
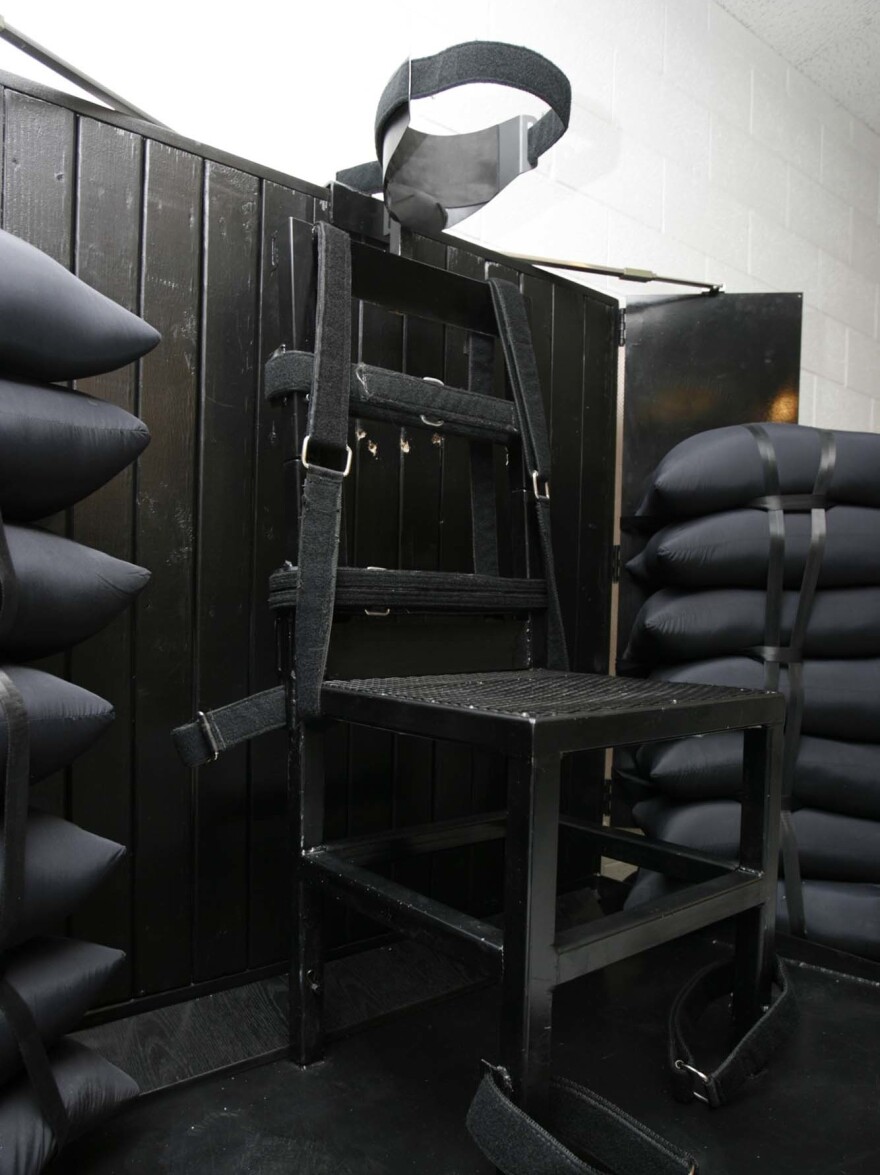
(196, 710, 220, 763)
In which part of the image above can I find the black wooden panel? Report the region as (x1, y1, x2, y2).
(134, 141, 203, 996)
(247, 185, 314, 970)
(67, 119, 144, 1001)
(1, 88, 76, 819)
(193, 163, 261, 982)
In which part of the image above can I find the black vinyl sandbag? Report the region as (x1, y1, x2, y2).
(627, 506, 880, 589)
(0, 813, 125, 948)
(0, 377, 150, 523)
(631, 733, 880, 819)
(632, 796, 880, 883)
(0, 528, 150, 661)
(653, 657, 880, 743)
(0, 1039, 138, 1173)
(0, 938, 124, 1087)
(625, 585, 880, 663)
(0, 227, 159, 382)
(0, 667, 114, 783)
(636, 422, 880, 518)
(625, 872, 880, 961)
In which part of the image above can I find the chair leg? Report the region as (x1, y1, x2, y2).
(500, 752, 561, 1125)
(732, 722, 784, 1035)
(290, 724, 325, 1065)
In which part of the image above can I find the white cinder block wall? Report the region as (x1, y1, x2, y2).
(416, 0, 880, 434)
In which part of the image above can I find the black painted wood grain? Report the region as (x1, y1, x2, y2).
(134, 140, 203, 996)
(192, 162, 261, 982)
(67, 119, 144, 1002)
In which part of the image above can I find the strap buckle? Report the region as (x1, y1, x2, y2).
(301, 434, 353, 478)
(532, 470, 550, 500)
(196, 710, 220, 764)
(674, 1059, 710, 1105)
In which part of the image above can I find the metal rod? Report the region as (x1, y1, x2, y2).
(499, 248, 723, 293)
(0, 16, 168, 126)
(559, 817, 736, 882)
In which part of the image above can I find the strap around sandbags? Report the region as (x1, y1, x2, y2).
(265, 350, 519, 445)
(0, 511, 21, 645)
(489, 277, 569, 670)
(0, 978, 70, 1148)
(337, 41, 570, 233)
(467, 1068, 695, 1175)
(0, 667, 29, 949)
(746, 424, 836, 938)
(669, 956, 797, 1109)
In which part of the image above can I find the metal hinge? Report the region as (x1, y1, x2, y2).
(617, 309, 627, 347)
(611, 544, 622, 583)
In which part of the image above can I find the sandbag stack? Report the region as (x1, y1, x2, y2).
(620, 422, 880, 961)
(0, 227, 159, 1169)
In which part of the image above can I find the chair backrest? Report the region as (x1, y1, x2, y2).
(266, 219, 567, 683)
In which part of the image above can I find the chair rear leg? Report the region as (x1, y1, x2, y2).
(732, 723, 784, 1035)
(290, 723, 326, 1065)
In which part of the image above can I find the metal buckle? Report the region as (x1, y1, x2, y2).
(301, 434, 353, 477)
(196, 710, 220, 764)
(532, 470, 550, 500)
(420, 415, 445, 428)
(674, 1059, 710, 1105)
(364, 608, 391, 617)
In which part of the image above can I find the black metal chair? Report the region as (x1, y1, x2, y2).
(177, 217, 786, 1150)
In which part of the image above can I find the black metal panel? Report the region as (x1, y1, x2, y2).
(618, 292, 803, 665)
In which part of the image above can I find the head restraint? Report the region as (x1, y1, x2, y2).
(336, 40, 571, 236)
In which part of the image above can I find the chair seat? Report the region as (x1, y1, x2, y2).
(321, 669, 784, 756)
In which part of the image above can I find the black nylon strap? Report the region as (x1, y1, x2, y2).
(269, 567, 547, 615)
(745, 426, 836, 938)
(0, 978, 70, 1147)
(668, 957, 797, 1109)
(467, 1070, 695, 1175)
(489, 277, 569, 670)
(335, 41, 571, 196)
(0, 667, 28, 949)
(468, 332, 501, 576)
(294, 223, 352, 722)
(0, 510, 21, 645)
(265, 351, 519, 445)
(172, 685, 287, 768)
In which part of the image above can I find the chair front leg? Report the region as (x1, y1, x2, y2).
(500, 751, 561, 1125)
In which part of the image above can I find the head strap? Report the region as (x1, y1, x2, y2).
(337, 40, 571, 234)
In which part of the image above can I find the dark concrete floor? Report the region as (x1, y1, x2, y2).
(51, 934, 880, 1175)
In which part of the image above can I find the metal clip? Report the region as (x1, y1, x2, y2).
(364, 608, 391, 617)
(420, 415, 445, 428)
(532, 470, 550, 500)
(301, 434, 353, 477)
(674, 1059, 710, 1105)
(480, 1059, 513, 1094)
(196, 710, 220, 764)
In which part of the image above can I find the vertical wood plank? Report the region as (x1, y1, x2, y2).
(248, 183, 314, 970)
(1, 89, 77, 819)
(68, 119, 144, 1001)
(134, 140, 202, 996)
(193, 162, 261, 982)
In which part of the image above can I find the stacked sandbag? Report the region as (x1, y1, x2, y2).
(0, 227, 158, 1168)
(619, 422, 880, 960)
